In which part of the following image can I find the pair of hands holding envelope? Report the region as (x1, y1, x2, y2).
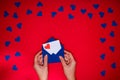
(34, 50, 76, 80)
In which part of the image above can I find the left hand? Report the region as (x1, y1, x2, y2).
(34, 51, 48, 80)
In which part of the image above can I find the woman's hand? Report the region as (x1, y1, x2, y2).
(34, 51, 48, 80)
(59, 50, 76, 80)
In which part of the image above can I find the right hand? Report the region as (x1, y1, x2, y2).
(59, 50, 76, 80)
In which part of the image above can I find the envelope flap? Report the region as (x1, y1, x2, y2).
(47, 37, 55, 42)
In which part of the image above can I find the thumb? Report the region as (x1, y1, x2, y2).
(59, 56, 66, 66)
(44, 55, 48, 67)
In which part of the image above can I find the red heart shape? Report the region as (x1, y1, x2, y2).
(45, 44, 50, 49)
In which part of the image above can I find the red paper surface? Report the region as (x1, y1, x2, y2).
(0, 0, 120, 80)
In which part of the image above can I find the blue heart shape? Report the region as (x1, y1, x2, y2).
(5, 55, 10, 61)
(88, 13, 93, 19)
(110, 31, 114, 37)
(15, 52, 21, 56)
(58, 6, 64, 12)
(100, 53, 105, 60)
(93, 4, 99, 9)
(5, 41, 11, 47)
(26, 9, 32, 15)
(37, 1, 43, 7)
(80, 9, 86, 14)
(108, 8, 113, 13)
(17, 23, 22, 29)
(111, 62, 116, 69)
(109, 46, 115, 52)
(15, 36, 20, 42)
(112, 20, 117, 26)
(13, 12, 18, 19)
(101, 23, 107, 29)
(12, 65, 18, 71)
(51, 12, 57, 18)
(37, 11, 42, 16)
(6, 26, 12, 32)
(68, 14, 74, 19)
(99, 12, 104, 18)
(4, 11, 9, 17)
(70, 4, 76, 10)
(100, 38, 106, 43)
(14, 2, 21, 8)
(100, 70, 106, 76)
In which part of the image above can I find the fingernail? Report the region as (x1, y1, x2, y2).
(59, 56, 62, 59)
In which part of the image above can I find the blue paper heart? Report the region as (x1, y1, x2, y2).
(4, 11, 9, 17)
(26, 9, 32, 15)
(111, 62, 116, 69)
(5, 41, 10, 47)
(88, 13, 93, 19)
(51, 12, 57, 17)
(17, 23, 22, 29)
(110, 31, 114, 37)
(58, 6, 64, 12)
(15, 36, 20, 42)
(109, 46, 115, 52)
(14, 2, 21, 8)
(99, 12, 104, 18)
(13, 12, 18, 19)
(37, 11, 42, 16)
(80, 9, 86, 14)
(93, 4, 99, 9)
(6, 26, 12, 32)
(108, 8, 113, 13)
(5, 55, 10, 61)
(37, 1, 43, 7)
(100, 53, 105, 60)
(15, 52, 21, 56)
(101, 23, 107, 29)
(70, 4, 76, 10)
(68, 14, 74, 19)
(100, 70, 106, 76)
(12, 65, 18, 71)
(100, 38, 106, 43)
(112, 20, 117, 26)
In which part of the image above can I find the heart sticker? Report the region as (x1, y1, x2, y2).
(45, 44, 50, 49)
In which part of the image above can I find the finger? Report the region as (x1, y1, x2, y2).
(64, 50, 75, 61)
(37, 54, 42, 60)
(59, 56, 66, 66)
(34, 51, 42, 63)
(37, 55, 43, 65)
(64, 55, 70, 65)
(64, 54, 71, 60)
(64, 55, 69, 61)
(44, 55, 48, 67)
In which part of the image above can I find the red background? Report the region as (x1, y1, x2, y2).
(0, 0, 120, 80)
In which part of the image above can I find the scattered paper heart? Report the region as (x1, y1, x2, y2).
(15, 36, 20, 42)
(5, 55, 10, 61)
(99, 11, 104, 18)
(6, 26, 12, 32)
(13, 12, 18, 19)
(14, 2, 21, 8)
(58, 6, 64, 12)
(5, 41, 11, 47)
(93, 4, 99, 9)
(4, 11, 9, 17)
(80, 9, 86, 14)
